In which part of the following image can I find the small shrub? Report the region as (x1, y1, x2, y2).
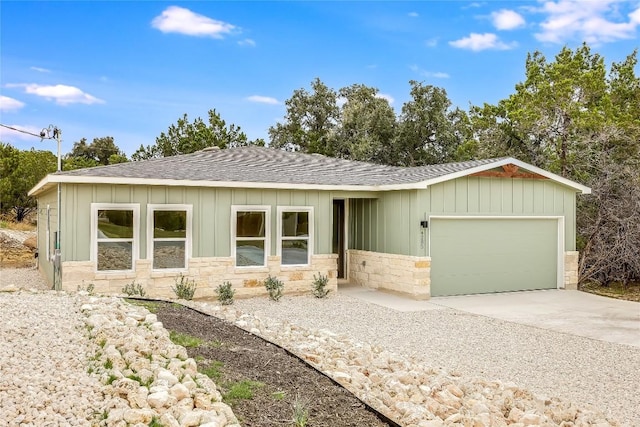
(312, 273, 330, 298)
(264, 275, 284, 301)
(106, 374, 118, 385)
(171, 274, 197, 300)
(291, 396, 310, 427)
(122, 281, 146, 297)
(103, 359, 113, 370)
(215, 281, 235, 305)
(77, 281, 95, 295)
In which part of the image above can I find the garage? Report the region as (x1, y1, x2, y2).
(429, 217, 561, 297)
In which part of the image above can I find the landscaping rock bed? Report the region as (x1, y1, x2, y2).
(182, 300, 621, 427)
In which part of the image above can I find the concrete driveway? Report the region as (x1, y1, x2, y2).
(431, 290, 640, 347)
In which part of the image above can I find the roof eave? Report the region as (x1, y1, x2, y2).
(417, 158, 591, 194)
(29, 174, 402, 193)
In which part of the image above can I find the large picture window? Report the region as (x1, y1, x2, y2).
(277, 207, 313, 266)
(148, 204, 192, 270)
(91, 204, 139, 272)
(232, 206, 270, 267)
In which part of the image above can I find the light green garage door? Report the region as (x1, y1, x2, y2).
(430, 218, 558, 297)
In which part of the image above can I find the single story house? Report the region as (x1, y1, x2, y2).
(29, 146, 590, 299)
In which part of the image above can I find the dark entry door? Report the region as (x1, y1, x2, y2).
(332, 200, 345, 278)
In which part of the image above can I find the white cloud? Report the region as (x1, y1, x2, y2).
(449, 33, 516, 51)
(409, 65, 450, 79)
(492, 9, 526, 30)
(238, 38, 256, 47)
(30, 66, 51, 73)
(0, 96, 25, 112)
(8, 83, 104, 105)
(247, 95, 279, 105)
(408, 12, 419, 18)
(0, 124, 42, 141)
(375, 93, 395, 104)
(535, 0, 640, 44)
(151, 6, 236, 38)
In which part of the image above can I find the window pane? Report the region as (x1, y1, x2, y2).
(282, 239, 308, 265)
(282, 212, 309, 237)
(97, 242, 132, 270)
(97, 210, 133, 238)
(154, 211, 186, 238)
(153, 241, 185, 269)
(237, 211, 265, 238)
(236, 240, 265, 266)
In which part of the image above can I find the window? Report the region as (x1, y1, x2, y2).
(91, 204, 139, 272)
(232, 206, 270, 267)
(277, 207, 313, 266)
(147, 205, 192, 270)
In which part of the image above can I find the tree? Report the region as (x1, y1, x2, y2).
(133, 109, 258, 160)
(390, 81, 469, 166)
(468, 44, 609, 179)
(333, 84, 397, 163)
(0, 143, 57, 221)
(466, 44, 640, 286)
(269, 78, 340, 155)
(64, 136, 128, 171)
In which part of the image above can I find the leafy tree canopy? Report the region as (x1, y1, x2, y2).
(64, 136, 128, 171)
(133, 109, 262, 160)
(0, 143, 57, 221)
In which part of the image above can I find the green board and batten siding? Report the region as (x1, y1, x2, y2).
(349, 176, 576, 257)
(55, 184, 353, 263)
(423, 177, 576, 253)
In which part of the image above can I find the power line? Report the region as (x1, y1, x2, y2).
(0, 123, 56, 139)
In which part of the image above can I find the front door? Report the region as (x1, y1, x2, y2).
(332, 200, 345, 278)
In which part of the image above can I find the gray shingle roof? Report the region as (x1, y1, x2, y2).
(56, 146, 504, 187)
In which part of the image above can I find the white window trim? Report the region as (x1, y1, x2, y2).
(231, 205, 271, 268)
(91, 203, 140, 273)
(277, 206, 314, 267)
(147, 204, 192, 272)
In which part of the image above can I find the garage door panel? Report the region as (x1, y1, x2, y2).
(430, 218, 558, 297)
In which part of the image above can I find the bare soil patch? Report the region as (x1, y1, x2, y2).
(581, 281, 640, 302)
(150, 301, 396, 427)
(0, 229, 37, 269)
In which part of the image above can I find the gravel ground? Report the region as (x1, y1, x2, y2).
(0, 267, 50, 290)
(233, 293, 640, 427)
(1, 268, 637, 426)
(0, 289, 106, 425)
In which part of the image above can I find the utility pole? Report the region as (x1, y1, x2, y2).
(40, 125, 62, 291)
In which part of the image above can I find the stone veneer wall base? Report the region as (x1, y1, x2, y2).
(347, 249, 431, 300)
(60, 254, 338, 299)
(564, 251, 579, 290)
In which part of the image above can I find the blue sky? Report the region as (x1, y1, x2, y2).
(1, 1, 639, 157)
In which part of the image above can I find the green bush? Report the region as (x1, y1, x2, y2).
(172, 274, 197, 300)
(312, 273, 330, 298)
(264, 275, 284, 301)
(216, 281, 235, 305)
(122, 281, 146, 297)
